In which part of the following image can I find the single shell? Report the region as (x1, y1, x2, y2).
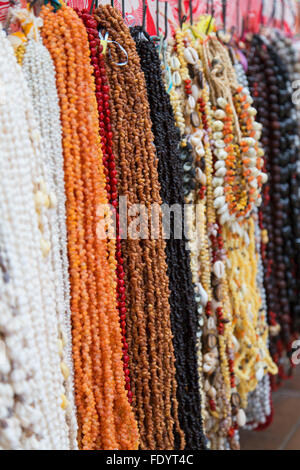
(214, 109, 226, 120)
(213, 120, 224, 131)
(203, 363, 213, 373)
(190, 111, 200, 127)
(195, 144, 205, 157)
(214, 186, 224, 197)
(213, 284, 223, 301)
(261, 173, 268, 184)
(196, 70, 203, 88)
(214, 196, 225, 209)
(243, 157, 256, 167)
(253, 121, 262, 131)
(197, 282, 208, 307)
(231, 392, 241, 408)
(190, 134, 202, 148)
(215, 139, 225, 149)
(212, 177, 224, 187)
(183, 162, 192, 172)
(237, 409, 246, 427)
(213, 132, 223, 140)
(172, 71, 182, 86)
(206, 333, 217, 349)
(256, 367, 264, 382)
(217, 203, 228, 215)
(204, 379, 210, 392)
(232, 335, 240, 353)
(250, 179, 258, 189)
(171, 55, 180, 70)
(188, 95, 196, 109)
(216, 149, 227, 160)
(215, 167, 226, 177)
(203, 352, 216, 363)
(207, 317, 216, 330)
(255, 194, 262, 207)
(248, 106, 257, 116)
(215, 160, 225, 170)
(199, 170, 207, 185)
(184, 46, 199, 65)
(251, 167, 260, 177)
(232, 222, 241, 235)
(191, 84, 199, 100)
(213, 260, 225, 279)
(220, 212, 230, 225)
(217, 97, 227, 109)
(246, 147, 256, 157)
(195, 167, 203, 182)
(244, 137, 256, 146)
(257, 147, 264, 157)
(208, 386, 217, 399)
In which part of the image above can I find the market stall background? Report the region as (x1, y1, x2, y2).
(0, 0, 298, 35)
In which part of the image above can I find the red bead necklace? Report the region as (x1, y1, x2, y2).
(77, 9, 132, 403)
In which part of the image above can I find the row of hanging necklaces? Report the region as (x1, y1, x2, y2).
(162, 15, 279, 449)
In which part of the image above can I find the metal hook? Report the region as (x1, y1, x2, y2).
(164, 1, 168, 40)
(222, 0, 227, 32)
(235, 0, 239, 37)
(178, 0, 182, 28)
(241, 16, 245, 38)
(281, 0, 285, 30)
(156, 0, 159, 36)
(189, 0, 193, 25)
(206, 5, 215, 34)
(242, 0, 252, 36)
(268, 0, 277, 27)
(286, 0, 296, 28)
(122, 0, 125, 19)
(206, 0, 213, 15)
(260, 0, 265, 28)
(142, 0, 147, 31)
(89, 0, 95, 14)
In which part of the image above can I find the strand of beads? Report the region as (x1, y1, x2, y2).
(246, 36, 297, 388)
(0, 29, 67, 449)
(201, 35, 278, 404)
(170, 26, 240, 449)
(171, 24, 209, 438)
(22, 36, 78, 449)
(245, 37, 282, 386)
(77, 8, 132, 406)
(195, 35, 242, 450)
(269, 33, 300, 335)
(171, 28, 206, 414)
(231, 57, 273, 429)
(94, 5, 184, 450)
(245, 210, 272, 429)
(131, 26, 205, 450)
(42, 3, 139, 450)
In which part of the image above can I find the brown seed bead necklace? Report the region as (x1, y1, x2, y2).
(94, 5, 184, 450)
